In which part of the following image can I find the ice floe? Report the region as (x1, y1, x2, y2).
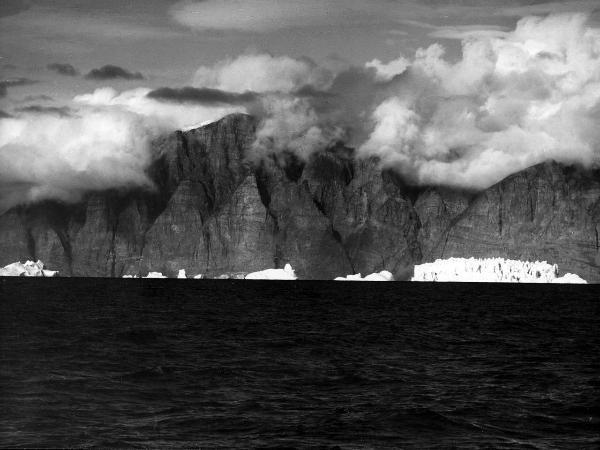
(412, 257, 587, 283)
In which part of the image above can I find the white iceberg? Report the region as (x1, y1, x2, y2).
(335, 270, 394, 281)
(412, 257, 587, 283)
(193, 274, 204, 279)
(0, 260, 58, 277)
(552, 273, 587, 284)
(177, 269, 187, 279)
(144, 271, 167, 279)
(245, 264, 297, 280)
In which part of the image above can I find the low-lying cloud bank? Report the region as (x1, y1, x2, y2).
(0, 107, 157, 210)
(1, 13, 600, 210)
(0, 86, 246, 210)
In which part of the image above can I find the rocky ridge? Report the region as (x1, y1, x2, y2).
(1, 113, 599, 281)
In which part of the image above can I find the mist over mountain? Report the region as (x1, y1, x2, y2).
(2, 13, 600, 211)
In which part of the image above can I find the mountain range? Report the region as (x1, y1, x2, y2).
(1, 113, 599, 281)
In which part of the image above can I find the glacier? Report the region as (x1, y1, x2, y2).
(412, 258, 587, 283)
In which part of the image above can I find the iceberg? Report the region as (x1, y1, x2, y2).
(245, 264, 297, 280)
(412, 257, 587, 283)
(177, 269, 187, 279)
(0, 260, 58, 277)
(143, 272, 167, 279)
(335, 271, 394, 281)
(552, 273, 587, 284)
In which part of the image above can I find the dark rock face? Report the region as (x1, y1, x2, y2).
(1, 113, 599, 280)
(416, 164, 600, 282)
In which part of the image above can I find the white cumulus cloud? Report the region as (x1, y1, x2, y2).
(359, 13, 600, 189)
(192, 53, 332, 93)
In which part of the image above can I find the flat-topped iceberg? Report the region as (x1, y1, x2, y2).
(143, 272, 168, 279)
(245, 264, 297, 280)
(0, 260, 58, 277)
(335, 271, 394, 281)
(412, 257, 587, 283)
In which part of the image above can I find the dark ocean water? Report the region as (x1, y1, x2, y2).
(0, 279, 599, 449)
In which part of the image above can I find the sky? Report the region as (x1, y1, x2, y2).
(2, 0, 598, 101)
(1, 0, 600, 209)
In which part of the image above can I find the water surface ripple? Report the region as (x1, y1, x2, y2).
(1, 279, 599, 448)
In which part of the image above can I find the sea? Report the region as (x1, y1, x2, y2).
(0, 279, 599, 449)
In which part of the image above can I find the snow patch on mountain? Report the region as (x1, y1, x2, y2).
(412, 258, 587, 283)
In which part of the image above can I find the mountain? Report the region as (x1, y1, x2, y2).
(1, 113, 599, 280)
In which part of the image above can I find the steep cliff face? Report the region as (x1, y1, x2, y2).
(417, 163, 600, 282)
(1, 113, 599, 280)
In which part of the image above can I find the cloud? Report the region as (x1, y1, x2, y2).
(499, 0, 600, 17)
(0, 77, 36, 98)
(147, 87, 258, 105)
(0, 108, 157, 210)
(189, 52, 399, 162)
(427, 25, 510, 40)
(359, 13, 600, 189)
(1, 8, 185, 42)
(5, 11, 600, 211)
(74, 87, 246, 131)
(170, 0, 375, 32)
(0, 110, 13, 118)
(193, 53, 332, 93)
(20, 94, 54, 103)
(366, 56, 410, 82)
(171, 0, 599, 33)
(85, 65, 145, 81)
(250, 95, 345, 161)
(47, 63, 79, 76)
(0, 82, 249, 210)
(14, 105, 75, 117)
